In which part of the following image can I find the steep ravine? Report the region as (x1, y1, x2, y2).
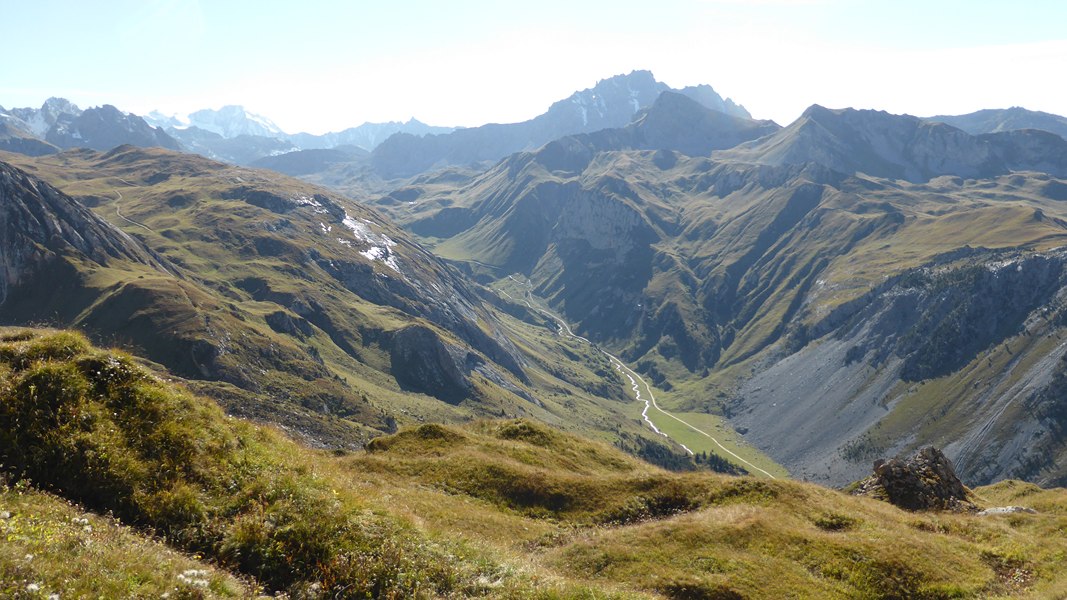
(734, 250, 1067, 487)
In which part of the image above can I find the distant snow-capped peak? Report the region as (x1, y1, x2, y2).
(181, 105, 285, 138)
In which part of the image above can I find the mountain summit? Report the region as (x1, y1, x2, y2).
(928, 106, 1067, 140)
(370, 70, 752, 177)
(714, 105, 1067, 182)
(186, 105, 285, 138)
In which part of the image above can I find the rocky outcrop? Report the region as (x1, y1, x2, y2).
(265, 310, 314, 338)
(0, 161, 163, 306)
(852, 447, 976, 511)
(389, 325, 481, 404)
(977, 506, 1037, 516)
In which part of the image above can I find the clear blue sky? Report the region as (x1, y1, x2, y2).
(3, 0, 1065, 133)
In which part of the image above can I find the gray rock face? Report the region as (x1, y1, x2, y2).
(7, 97, 83, 138)
(0, 161, 162, 306)
(45, 105, 181, 152)
(736, 250, 1067, 486)
(852, 446, 975, 511)
(389, 325, 481, 404)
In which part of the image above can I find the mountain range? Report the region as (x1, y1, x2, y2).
(6, 72, 1067, 488)
(8, 69, 1067, 595)
(361, 88, 1067, 488)
(368, 70, 755, 178)
(0, 99, 452, 167)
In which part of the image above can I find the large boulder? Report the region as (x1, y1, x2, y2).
(852, 447, 977, 511)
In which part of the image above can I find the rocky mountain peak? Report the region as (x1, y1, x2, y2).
(41, 96, 82, 117)
(44, 105, 182, 152)
(677, 83, 752, 119)
(4, 97, 83, 138)
(547, 70, 670, 132)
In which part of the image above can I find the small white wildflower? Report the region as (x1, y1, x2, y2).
(48, 594, 60, 600)
(23, 553, 34, 561)
(0, 510, 11, 519)
(82, 525, 93, 533)
(26, 582, 41, 592)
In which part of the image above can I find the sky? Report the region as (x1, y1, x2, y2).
(3, 0, 1066, 134)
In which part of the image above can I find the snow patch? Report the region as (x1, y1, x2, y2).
(295, 195, 329, 214)
(572, 97, 589, 126)
(340, 212, 401, 272)
(360, 246, 401, 272)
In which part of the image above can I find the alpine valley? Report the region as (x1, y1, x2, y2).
(5, 70, 1067, 597)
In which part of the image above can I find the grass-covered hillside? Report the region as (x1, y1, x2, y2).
(1, 147, 755, 474)
(371, 126, 1067, 487)
(3, 328, 1067, 598)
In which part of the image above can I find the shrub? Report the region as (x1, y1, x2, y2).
(0, 331, 509, 595)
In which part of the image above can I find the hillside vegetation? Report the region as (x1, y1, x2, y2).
(376, 119, 1067, 487)
(3, 329, 1067, 598)
(0, 147, 760, 476)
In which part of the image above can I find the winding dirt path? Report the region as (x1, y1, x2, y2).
(112, 179, 154, 232)
(499, 276, 777, 478)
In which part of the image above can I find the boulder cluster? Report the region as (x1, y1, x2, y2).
(852, 446, 976, 511)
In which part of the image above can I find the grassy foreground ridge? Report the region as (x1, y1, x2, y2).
(2, 328, 1067, 598)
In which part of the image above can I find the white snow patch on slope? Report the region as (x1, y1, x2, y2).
(295, 195, 329, 214)
(572, 97, 589, 126)
(341, 212, 400, 272)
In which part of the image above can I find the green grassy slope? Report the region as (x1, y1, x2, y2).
(0, 484, 252, 598)
(1, 147, 732, 473)
(369, 144, 1067, 486)
(4, 329, 1067, 598)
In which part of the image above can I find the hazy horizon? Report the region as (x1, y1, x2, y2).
(4, 0, 1066, 135)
